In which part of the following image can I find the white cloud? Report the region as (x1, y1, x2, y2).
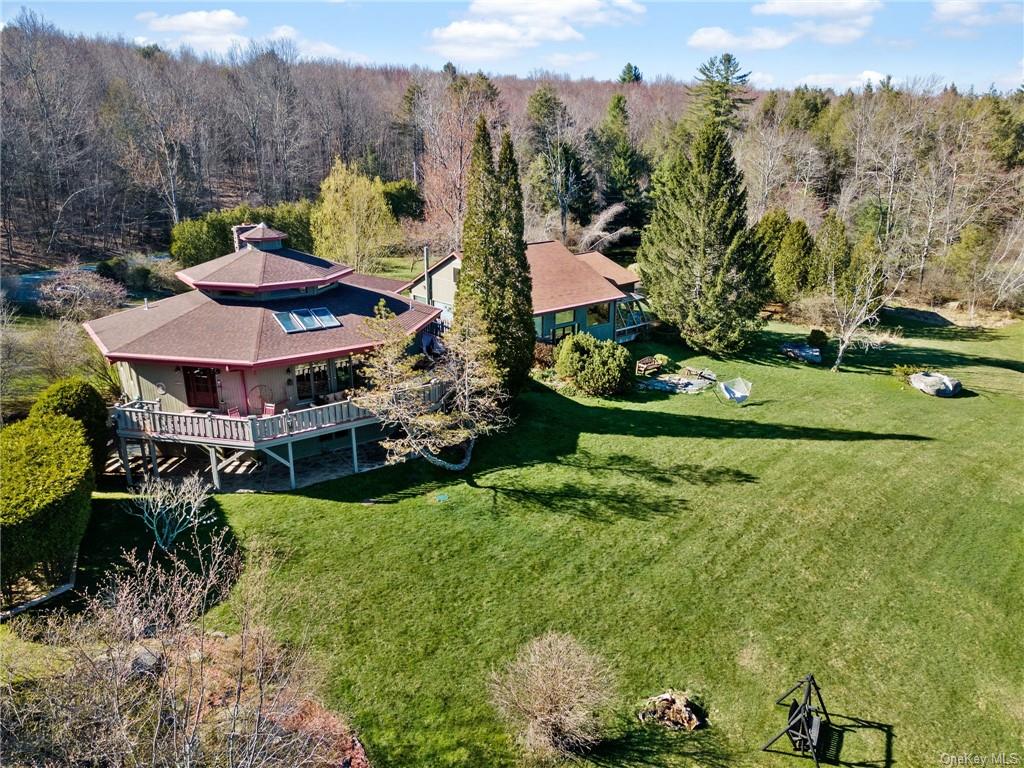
(135, 9, 366, 61)
(135, 9, 249, 54)
(687, 25, 799, 50)
(429, 0, 644, 63)
(799, 69, 888, 89)
(749, 71, 776, 88)
(752, 0, 883, 17)
(932, 1, 1021, 27)
(267, 23, 368, 61)
(994, 57, 1024, 89)
(690, 0, 877, 51)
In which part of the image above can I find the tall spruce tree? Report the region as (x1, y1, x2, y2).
(455, 118, 533, 394)
(637, 117, 769, 352)
(596, 93, 648, 229)
(690, 53, 753, 131)
(753, 208, 791, 289)
(774, 219, 816, 302)
(494, 132, 535, 394)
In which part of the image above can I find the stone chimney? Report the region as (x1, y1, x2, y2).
(232, 223, 257, 251)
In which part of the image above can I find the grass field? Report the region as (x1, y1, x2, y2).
(76, 316, 1024, 766)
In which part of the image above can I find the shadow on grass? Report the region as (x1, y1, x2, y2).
(588, 716, 732, 767)
(764, 712, 895, 768)
(47, 495, 239, 613)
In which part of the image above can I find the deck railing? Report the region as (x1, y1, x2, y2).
(114, 381, 445, 448)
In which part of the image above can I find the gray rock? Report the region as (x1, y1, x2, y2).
(909, 371, 962, 397)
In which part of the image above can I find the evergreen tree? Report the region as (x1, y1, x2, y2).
(810, 211, 852, 290)
(494, 132, 535, 394)
(637, 117, 769, 352)
(753, 208, 791, 269)
(595, 93, 648, 229)
(689, 53, 752, 131)
(773, 219, 815, 302)
(619, 62, 642, 83)
(455, 118, 533, 394)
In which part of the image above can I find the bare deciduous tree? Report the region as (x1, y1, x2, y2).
(356, 301, 508, 471)
(126, 472, 215, 551)
(37, 261, 127, 321)
(1, 533, 362, 767)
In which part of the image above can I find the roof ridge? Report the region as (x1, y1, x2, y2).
(252, 305, 267, 364)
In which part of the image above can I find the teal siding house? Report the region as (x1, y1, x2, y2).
(404, 240, 650, 344)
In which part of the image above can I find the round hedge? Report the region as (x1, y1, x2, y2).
(1, 414, 94, 599)
(555, 335, 632, 396)
(30, 376, 110, 471)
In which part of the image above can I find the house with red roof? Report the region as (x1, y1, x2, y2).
(85, 224, 441, 489)
(403, 240, 651, 344)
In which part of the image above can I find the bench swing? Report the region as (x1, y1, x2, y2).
(762, 674, 831, 767)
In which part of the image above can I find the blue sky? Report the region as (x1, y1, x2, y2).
(4, 0, 1022, 90)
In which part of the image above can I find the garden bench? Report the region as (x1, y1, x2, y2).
(636, 356, 662, 376)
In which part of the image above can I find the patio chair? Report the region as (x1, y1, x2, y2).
(262, 402, 276, 416)
(226, 407, 241, 418)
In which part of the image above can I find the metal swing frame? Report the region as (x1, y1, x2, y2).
(762, 674, 832, 767)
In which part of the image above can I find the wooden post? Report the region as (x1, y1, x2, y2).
(350, 427, 359, 473)
(120, 437, 132, 485)
(287, 441, 296, 490)
(208, 446, 221, 491)
(149, 440, 159, 477)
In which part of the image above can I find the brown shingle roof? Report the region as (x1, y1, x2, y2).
(575, 251, 638, 289)
(340, 272, 409, 294)
(84, 284, 439, 369)
(238, 222, 288, 242)
(524, 241, 626, 314)
(176, 246, 353, 292)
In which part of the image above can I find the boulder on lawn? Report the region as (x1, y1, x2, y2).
(909, 371, 962, 398)
(781, 342, 822, 365)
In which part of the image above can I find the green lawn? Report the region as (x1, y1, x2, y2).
(106, 318, 1024, 765)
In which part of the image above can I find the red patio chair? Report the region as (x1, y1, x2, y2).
(226, 407, 241, 418)
(262, 402, 276, 416)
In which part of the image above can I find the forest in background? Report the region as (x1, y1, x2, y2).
(2, 9, 1023, 311)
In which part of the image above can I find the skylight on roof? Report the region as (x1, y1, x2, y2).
(272, 308, 340, 334)
(291, 308, 321, 330)
(310, 307, 340, 328)
(273, 311, 302, 334)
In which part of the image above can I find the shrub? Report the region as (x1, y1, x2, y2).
(382, 179, 426, 220)
(556, 334, 632, 396)
(891, 363, 921, 381)
(807, 328, 829, 351)
(1, 414, 94, 603)
(533, 341, 555, 369)
(31, 377, 110, 471)
(555, 334, 593, 381)
(490, 632, 615, 760)
(170, 218, 219, 268)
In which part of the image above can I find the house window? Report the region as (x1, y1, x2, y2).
(587, 302, 610, 326)
(554, 309, 575, 326)
(453, 267, 461, 284)
(295, 362, 330, 402)
(533, 316, 543, 337)
(551, 325, 576, 342)
(183, 367, 219, 409)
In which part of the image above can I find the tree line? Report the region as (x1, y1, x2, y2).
(3, 10, 1023, 316)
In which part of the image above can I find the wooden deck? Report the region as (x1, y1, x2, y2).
(113, 382, 444, 450)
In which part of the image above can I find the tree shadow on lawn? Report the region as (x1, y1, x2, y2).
(296, 384, 929, 519)
(588, 715, 733, 768)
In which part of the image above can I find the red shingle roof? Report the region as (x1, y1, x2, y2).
(84, 284, 439, 369)
(176, 246, 353, 292)
(238, 222, 288, 242)
(524, 241, 626, 314)
(575, 250, 638, 290)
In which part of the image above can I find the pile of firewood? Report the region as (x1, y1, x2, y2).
(637, 690, 706, 731)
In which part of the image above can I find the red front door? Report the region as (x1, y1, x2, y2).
(183, 367, 219, 409)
